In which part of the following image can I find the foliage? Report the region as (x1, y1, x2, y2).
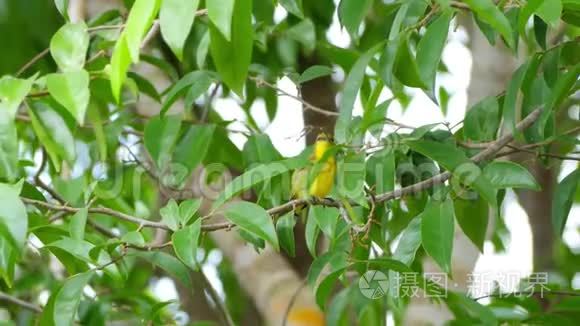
(0, 0, 579, 325)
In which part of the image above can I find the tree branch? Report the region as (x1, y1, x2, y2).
(0, 292, 42, 313)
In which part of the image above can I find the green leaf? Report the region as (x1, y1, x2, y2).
(394, 36, 426, 89)
(416, 11, 452, 91)
(159, 0, 200, 60)
(144, 115, 181, 169)
(207, 0, 235, 41)
(534, 15, 548, 49)
(173, 124, 215, 176)
(421, 197, 454, 274)
(335, 43, 382, 144)
(286, 19, 316, 53)
(127, 72, 162, 102)
(276, 211, 296, 257)
(160, 71, 213, 115)
(393, 217, 422, 265)
(464, 0, 514, 48)
(297, 65, 334, 84)
(179, 199, 201, 225)
(160, 199, 180, 231)
(121, 231, 145, 246)
(407, 140, 497, 207)
(69, 208, 88, 241)
(279, 0, 304, 18)
(41, 272, 94, 326)
(196, 31, 210, 69)
(54, 0, 70, 20)
(133, 251, 192, 287)
(483, 161, 540, 190)
(305, 211, 320, 257)
(209, 0, 253, 96)
(552, 169, 580, 236)
(124, 0, 161, 62)
(338, 0, 373, 40)
(0, 111, 18, 181)
(503, 62, 528, 135)
(338, 152, 366, 204)
(366, 149, 395, 194)
(0, 75, 36, 118)
(0, 181, 27, 250)
(310, 206, 339, 238)
(213, 155, 308, 209)
(454, 194, 488, 252)
(464, 96, 500, 141)
(46, 70, 90, 125)
(242, 134, 282, 166)
(223, 201, 279, 250)
(50, 22, 89, 72)
(316, 268, 346, 308)
(28, 100, 76, 170)
(536, 0, 562, 26)
(172, 219, 202, 270)
(109, 35, 132, 103)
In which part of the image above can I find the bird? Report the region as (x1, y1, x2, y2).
(291, 133, 336, 202)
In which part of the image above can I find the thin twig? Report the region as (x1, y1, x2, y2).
(0, 292, 42, 313)
(250, 76, 339, 117)
(16, 48, 50, 77)
(34, 150, 67, 204)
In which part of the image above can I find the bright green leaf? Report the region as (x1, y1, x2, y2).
(464, 0, 514, 48)
(0, 111, 18, 181)
(172, 219, 202, 270)
(160, 199, 180, 231)
(124, 0, 161, 62)
(160, 0, 200, 60)
(483, 161, 540, 190)
(50, 22, 89, 72)
(286, 19, 316, 53)
(160, 71, 213, 115)
(421, 197, 454, 274)
(279, 0, 304, 18)
(109, 35, 132, 103)
(46, 70, 90, 125)
(69, 208, 88, 241)
(207, 0, 235, 41)
(53, 272, 94, 326)
(310, 206, 339, 238)
(54, 0, 70, 20)
(179, 199, 201, 225)
(536, 0, 563, 26)
(223, 201, 279, 250)
(0, 181, 27, 250)
(0, 75, 36, 118)
(393, 217, 422, 265)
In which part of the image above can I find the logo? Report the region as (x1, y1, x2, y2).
(359, 270, 389, 299)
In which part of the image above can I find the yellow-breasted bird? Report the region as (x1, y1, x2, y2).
(291, 133, 336, 202)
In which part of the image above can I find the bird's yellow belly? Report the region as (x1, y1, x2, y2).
(309, 162, 335, 198)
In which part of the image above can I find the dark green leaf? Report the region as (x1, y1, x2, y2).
(46, 70, 90, 125)
(392, 217, 422, 265)
(416, 11, 452, 91)
(552, 169, 580, 236)
(454, 194, 488, 252)
(144, 115, 181, 169)
(223, 201, 279, 250)
(28, 100, 76, 170)
(279, 0, 304, 18)
(276, 211, 296, 257)
(209, 0, 253, 96)
(393, 36, 426, 89)
(534, 15, 548, 49)
(41, 272, 94, 326)
(127, 72, 162, 102)
(50, 22, 89, 72)
(160, 70, 213, 115)
(159, 0, 200, 60)
(464, 96, 500, 141)
(310, 206, 339, 238)
(286, 19, 316, 53)
(173, 124, 215, 175)
(421, 198, 455, 274)
(316, 268, 346, 308)
(179, 199, 201, 225)
(338, 0, 373, 40)
(172, 219, 202, 270)
(133, 251, 192, 287)
(298, 65, 334, 84)
(305, 211, 320, 257)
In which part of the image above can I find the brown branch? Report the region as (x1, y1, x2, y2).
(0, 291, 42, 313)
